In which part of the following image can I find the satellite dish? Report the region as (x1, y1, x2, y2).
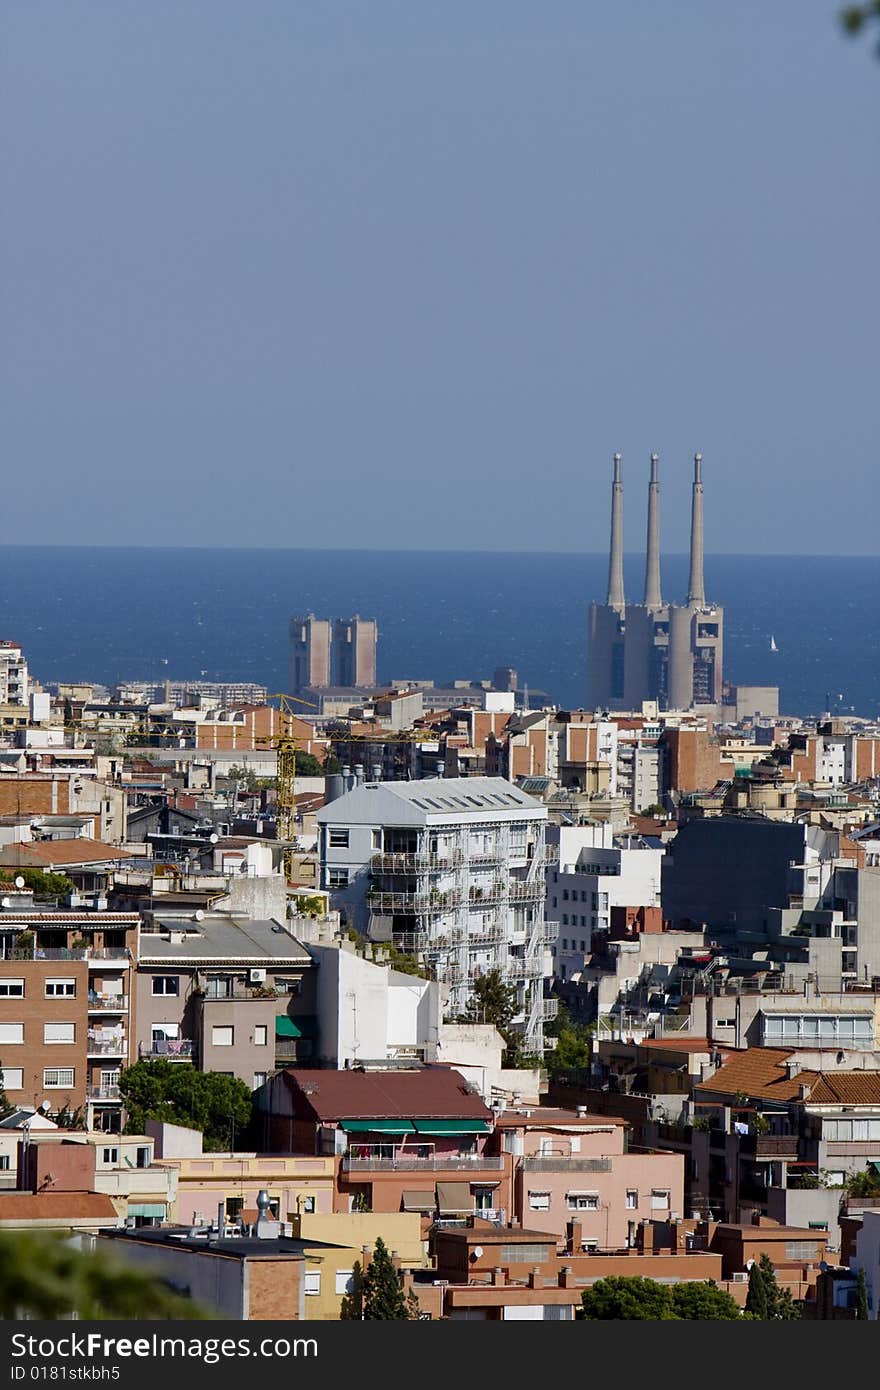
(14, 876, 24, 889)
(0, 898, 10, 910)
(745, 1259, 755, 1271)
(209, 833, 219, 844)
(194, 910, 205, 922)
(472, 1246, 483, 1259)
(819, 1260, 829, 1273)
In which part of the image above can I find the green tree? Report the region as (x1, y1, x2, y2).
(545, 1002, 594, 1080)
(581, 1276, 677, 1320)
(845, 1168, 880, 1198)
(119, 1059, 253, 1152)
(323, 752, 343, 774)
(856, 1267, 869, 1321)
(671, 1280, 741, 1320)
(294, 750, 324, 776)
(459, 969, 527, 1064)
(361, 1237, 410, 1320)
(745, 1261, 769, 1319)
(758, 1252, 799, 1320)
(0, 1231, 210, 1319)
(2, 868, 75, 900)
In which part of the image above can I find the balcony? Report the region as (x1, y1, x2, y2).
(87, 1084, 122, 1102)
(87, 1037, 128, 1057)
(740, 1134, 800, 1160)
(522, 1156, 613, 1173)
(88, 994, 129, 1012)
(509, 882, 545, 902)
(138, 1039, 195, 1060)
(543, 922, 560, 942)
(342, 1153, 504, 1173)
(371, 851, 463, 875)
(542, 998, 559, 1020)
(468, 885, 508, 906)
(87, 949, 131, 963)
(368, 890, 462, 915)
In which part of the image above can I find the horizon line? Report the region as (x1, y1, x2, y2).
(0, 543, 877, 560)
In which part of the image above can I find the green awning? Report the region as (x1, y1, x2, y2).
(127, 1204, 166, 1218)
(340, 1119, 416, 1135)
(275, 1016, 302, 1038)
(412, 1120, 492, 1136)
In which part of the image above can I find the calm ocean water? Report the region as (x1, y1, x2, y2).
(0, 547, 876, 719)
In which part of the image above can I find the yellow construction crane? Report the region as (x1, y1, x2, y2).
(263, 692, 320, 882)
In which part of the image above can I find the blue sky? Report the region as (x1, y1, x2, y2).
(2, 2, 878, 553)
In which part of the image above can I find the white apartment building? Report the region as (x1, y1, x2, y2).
(316, 776, 548, 1054)
(0, 642, 29, 707)
(545, 823, 663, 983)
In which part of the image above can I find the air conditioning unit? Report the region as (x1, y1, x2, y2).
(731, 1272, 748, 1284)
(249, 969, 267, 984)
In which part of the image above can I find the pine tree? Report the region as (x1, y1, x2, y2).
(757, 1251, 799, 1320)
(339, 1261, 364, 1320)
(856, 1267, 869, 1321)
(745, 1262, 768, 1319)
(361, 1237, 409, 1320)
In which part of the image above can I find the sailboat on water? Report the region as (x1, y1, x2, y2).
(769, 635, 778, 653)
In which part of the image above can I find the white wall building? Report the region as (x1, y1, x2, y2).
(308, 943, 441, 1068)
(545, 823, 663, 984)
(0, 643, 29, 708)
(317, 776, 548, 1054)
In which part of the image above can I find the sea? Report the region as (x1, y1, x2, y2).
(0, 547, 877, 720)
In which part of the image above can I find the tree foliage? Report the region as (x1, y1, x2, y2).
(119, 1059, 253, 1152)
(459, 969, 527, 1064)
(0, 1231, 210, 1319)
(361, 1237, 411, 1319)
(671, 1280, 741, 1320)
(294, 750, 324, 776)
(856, 1267, 869, 1320)
(581, 1276, 678, 1320)
(744, 1253, 800, 1320)
(582, 1275, 745, 1321)
(545, 1002, 594, 1079)
(1, 868, 75, 900)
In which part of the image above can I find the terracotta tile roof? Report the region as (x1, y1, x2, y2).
(0, 839, 132, 867)
(0, 1192, 119, 1222)
(695, 1048, 801, 1102)
(798, 1072, 880, 1104)
(281, 1067, 493, 1123)
(698, 1048, 880, 1106)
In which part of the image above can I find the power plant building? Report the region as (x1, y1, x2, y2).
(587, 454, 724, 713)
(290, 614, 379, 698)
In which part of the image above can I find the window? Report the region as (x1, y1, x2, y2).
(212, 1026, 234, 1047)
(529, 1192, 550, 1211)
(328, 829, 350, 848)
(44, 1023, 75, 1044)
(372, 830, 382, 851)
(785, 1241, 819, 1261)
(0, 1023, 23, 1045)
(626, 1190, 638, 1209)
(45, 979, 75, 998)
(328, 868, 349, 889)
(253, 1025, 267, 1046)
(253, 1072, 267, 1089)
(0, 1155, 9, 1170)
(304, 1271, 321, 1296)
(500, 1244, 550, 1265)
(102, 1147, 119, 1164)
(562, 890, 569, 901)
(152, 977, 179, 996)
(651, 1190, 670, 1210)
(136, 1147, 151, 1169)
(0, 1068, 22, 1090)
(0, 980, 23, 998)
(567, 1194, 599, 1211)
(152, 1023, 179, 1041)
(335, 1270, 355, 1296)
(43, 1068, 74, 1088)
(562, 915, 569, 927)
(300, 1195, 316, 1214)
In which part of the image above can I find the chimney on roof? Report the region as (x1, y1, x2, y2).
(687, 453, 705, 607)
(606, 454, 625, 611)
(798, 1083, 811, 1101)
(643, 453, 662, 609)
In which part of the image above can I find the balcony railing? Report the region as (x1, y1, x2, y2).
(87, 1084, 121, 1101)
(522, 1156, 613, 1173)
(88, 995, 129, 1011)
(87, 1038, 128, 1056)
(368, 890, 461, 914)
(740, 1134, 800, 1159)
(342, 1154, 504, 1172)
(543, 998, 559, 1020)
(371, 851, 463, 875)
(139, 1039, 195, 1060)
(509, 882, 546, 902)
